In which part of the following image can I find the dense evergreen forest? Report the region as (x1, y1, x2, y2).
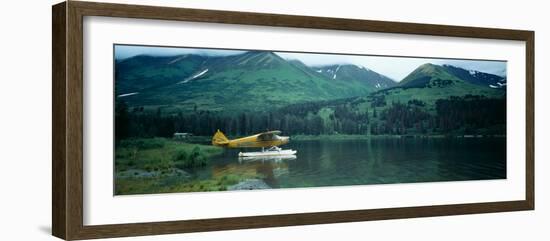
(115, 94, 506, 141)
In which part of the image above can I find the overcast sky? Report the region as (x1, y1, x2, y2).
(115, 45, 506, 81)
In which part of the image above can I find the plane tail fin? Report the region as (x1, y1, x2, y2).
(212, 130, 229, 146)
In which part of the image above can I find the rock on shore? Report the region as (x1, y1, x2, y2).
(227, 179, 271, 190)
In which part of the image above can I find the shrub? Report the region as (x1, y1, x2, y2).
(174, 146, 209, 169)
(173, 149, 188, 161)
(189, 147, 208, 167)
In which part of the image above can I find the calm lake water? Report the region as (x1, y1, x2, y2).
(192, 138, 506, 189)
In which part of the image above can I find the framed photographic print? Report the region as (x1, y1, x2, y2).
(52, 1, 534, 240)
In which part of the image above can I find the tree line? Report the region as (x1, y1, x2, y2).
(115, 95, 506, 141)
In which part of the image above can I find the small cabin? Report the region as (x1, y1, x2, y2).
(173, 132, 192, 140)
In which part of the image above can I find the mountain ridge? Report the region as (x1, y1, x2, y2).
(115, 51, 398, 112)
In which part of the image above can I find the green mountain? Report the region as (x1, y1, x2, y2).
(399, 63, 506, 89)
(115, 51, 394, 112)
(440, 64, 506, 88)
(115, 54, 207, 94)
(358, 63, 506, 114)
(313, 64, 396, 91)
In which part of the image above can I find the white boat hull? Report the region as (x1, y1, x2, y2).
(238, 155, 296, 163)
(238, 149, 297, 157)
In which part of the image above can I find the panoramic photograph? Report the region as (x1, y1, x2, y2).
(113, 44, 507, 195)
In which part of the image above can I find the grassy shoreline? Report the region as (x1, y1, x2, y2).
(114, 137, 268, 195)
(115, 138, 223, 194)
(115, 138, 223, 172)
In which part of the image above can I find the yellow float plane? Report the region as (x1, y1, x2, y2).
(212, 130, 297, 157)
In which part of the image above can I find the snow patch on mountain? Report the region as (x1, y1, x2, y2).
(167, 55, 187, 65)
(118, 92, 139, 97)
(333, 65, 341, 79)
(357, 65, 370, 71)
(179, 69, 209, 84)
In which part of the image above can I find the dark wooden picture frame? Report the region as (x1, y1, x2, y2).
(52, 1, 534, 240)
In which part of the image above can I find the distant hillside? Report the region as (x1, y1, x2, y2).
(399, 63, 506, 89)
(440, 64, 506, 89)
(344, 63, 507, 119)
(115, 51, 395, 112)
(115, 54, 207, 94)
(313, 64, 396, 91)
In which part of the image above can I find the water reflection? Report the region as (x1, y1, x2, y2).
(203, 138, 506, 189)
